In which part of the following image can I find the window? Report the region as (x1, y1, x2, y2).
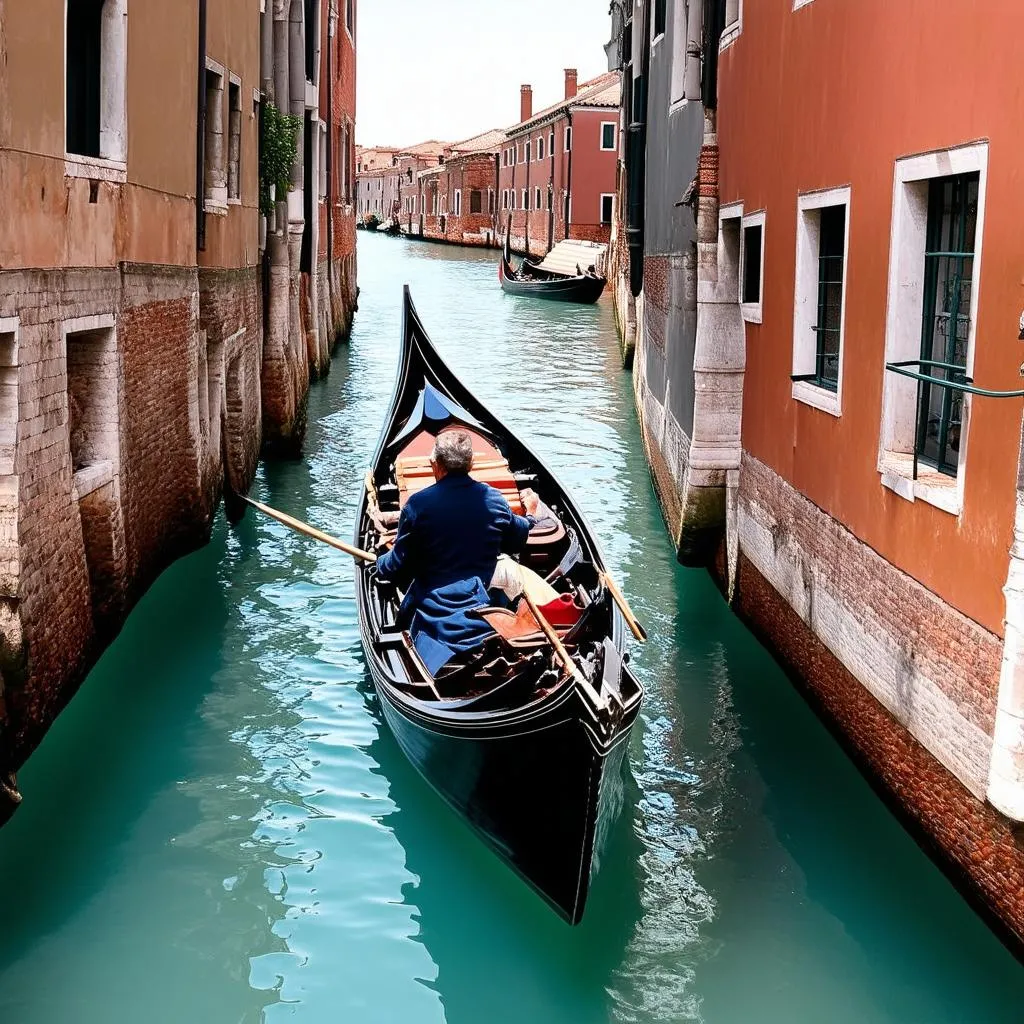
(740, 211, 765, 321)
(879, 142, 988, 512)
(304, 0, 317, 82)
(488, 190, 495, 214)
(600, 194, 615, 225)
(652, 0, 666, 39)
(722, 0, 742, 48)
(63, 315, 120, 481)
(564, 126, 572, 152)
(345, 0, 354, 34)
(228, 79, 242, 202)
(510, 147, 516, 167)
(502, 189, 508, 211)
(549, 131, 555, 155)
(203, 64, 227, 213)
(65, 0, 127, 171)
(522, 189, 529, 211)
(470, 190, 482, 214)
(510, 191, 515, 210)
(671, 0, 691, 103)
(318, 122, 328, 200)
(547, 189, 552, 211)
(536, 187, 542, 211)
(792, 189, 850, 415)
(502, 150, 507, 167)
(537, 137, 545, 161)
(915, 173, 979, 476)
(600, 122, 616, 151)
(522, 142, 529, 164)
(454, 190, 462, 216)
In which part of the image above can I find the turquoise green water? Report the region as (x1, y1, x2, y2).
(0, 233, 1019, 1023)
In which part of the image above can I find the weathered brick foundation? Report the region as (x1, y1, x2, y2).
(0, 262, 263, 815)
(714, 452, 1024, 951)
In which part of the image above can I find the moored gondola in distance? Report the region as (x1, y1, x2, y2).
(354, 286, 644, 924)
(498, 218, 607, 304)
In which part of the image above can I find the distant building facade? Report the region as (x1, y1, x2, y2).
(414, 131, 503, 246)
(609, 0, 1024, 949)
(497, 70, 620, 257)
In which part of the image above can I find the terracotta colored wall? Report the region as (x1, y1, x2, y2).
(498, 107, 616, 253)
(718, 0, 1024, 635)
(568, 108, 618, 237)
(200, 0, 262, 271)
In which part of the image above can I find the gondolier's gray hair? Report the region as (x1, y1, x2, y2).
(432, 429, 474, 474)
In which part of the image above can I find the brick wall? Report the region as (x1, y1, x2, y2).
(0, 263, 263, 789)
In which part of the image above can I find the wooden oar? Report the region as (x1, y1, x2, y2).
(522, 590, 606, 710)
(241, 495, 377, 563)
(599, 572, 647, 643)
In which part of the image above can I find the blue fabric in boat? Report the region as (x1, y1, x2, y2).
(390, 383, 482, 449)
(375, 473, 535, 674)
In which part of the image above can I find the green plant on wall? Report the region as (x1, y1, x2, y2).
(259, 103, 302, 217)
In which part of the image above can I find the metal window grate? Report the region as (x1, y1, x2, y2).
(916, 172, 979, 476)
(811, 204, 845, 392)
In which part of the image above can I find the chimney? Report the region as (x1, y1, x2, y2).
(564, 68, 578, 100)
(520, 84, 533, 123)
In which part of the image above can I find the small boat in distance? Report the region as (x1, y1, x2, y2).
(354, 287, 644, 924)
(499, 219, 607, 304)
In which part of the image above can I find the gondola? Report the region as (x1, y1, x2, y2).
(498, 220, 607, 304)
(354, 287, 644, 924)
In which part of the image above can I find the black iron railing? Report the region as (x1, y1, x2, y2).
(885, 359, 1024, 481)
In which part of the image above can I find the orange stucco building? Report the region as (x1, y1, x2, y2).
(610, 0, 1024, 947)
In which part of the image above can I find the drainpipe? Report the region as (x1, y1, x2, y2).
(326, 7, 335, 283)
(548, 121, 555, 252)
(524, 134, 531, 258)
(565, 110, 573, 240)
(625, 0, 648, 296)
(196, 0, 208, 251)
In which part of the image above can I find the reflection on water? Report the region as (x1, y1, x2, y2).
(0, 233, 1019, 1024)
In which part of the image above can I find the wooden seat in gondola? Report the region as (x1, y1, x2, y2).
(394, 427, 525, 513)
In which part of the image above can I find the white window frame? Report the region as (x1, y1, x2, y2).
(600, 121, 617, 151)
(721, 0, 742, 50)
(549, 131, 555, 156)
(793, 0, 816, 8)
(537, 137, 544, 161)
(535, 187, 542, 211)
(453, 189, 461, 217)
(651, 0, 667, 43)
(877, 141, 989, 517)
(64, 0, 128, 182)
(670, 0, 689, 107)
(522, 189, 529, 211)
(600, 192, 615, 225)
(791, 187, 851, 418)
(564, 126, 572, 152)
(740, 209, 765, 324)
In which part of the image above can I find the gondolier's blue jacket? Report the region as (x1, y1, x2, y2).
(375, 473, 536, 674)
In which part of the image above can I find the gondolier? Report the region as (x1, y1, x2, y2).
(375, 428, 542, 674)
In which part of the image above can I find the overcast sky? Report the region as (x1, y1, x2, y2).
(356, 0, 612, 147)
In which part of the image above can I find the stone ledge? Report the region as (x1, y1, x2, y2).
(72, 461, 114, 501)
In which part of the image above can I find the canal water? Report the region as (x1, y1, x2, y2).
(0, 233, 1019, 1023)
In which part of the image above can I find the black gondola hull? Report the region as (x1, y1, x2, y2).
(499, 250, 607, 304)
(355, 287, 644, 924)
(371, 665, 640, 923)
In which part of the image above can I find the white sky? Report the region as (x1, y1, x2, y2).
(356, 0, 612, 148)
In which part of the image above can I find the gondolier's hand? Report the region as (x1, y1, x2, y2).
(521, 488, 541, 517)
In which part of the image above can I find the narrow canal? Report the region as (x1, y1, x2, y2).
(0, 233, 1020, 1023)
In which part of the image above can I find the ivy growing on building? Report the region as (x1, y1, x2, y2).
(259, 103, 302, 217)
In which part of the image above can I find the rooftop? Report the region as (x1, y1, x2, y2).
(509, 71, 620, 135)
